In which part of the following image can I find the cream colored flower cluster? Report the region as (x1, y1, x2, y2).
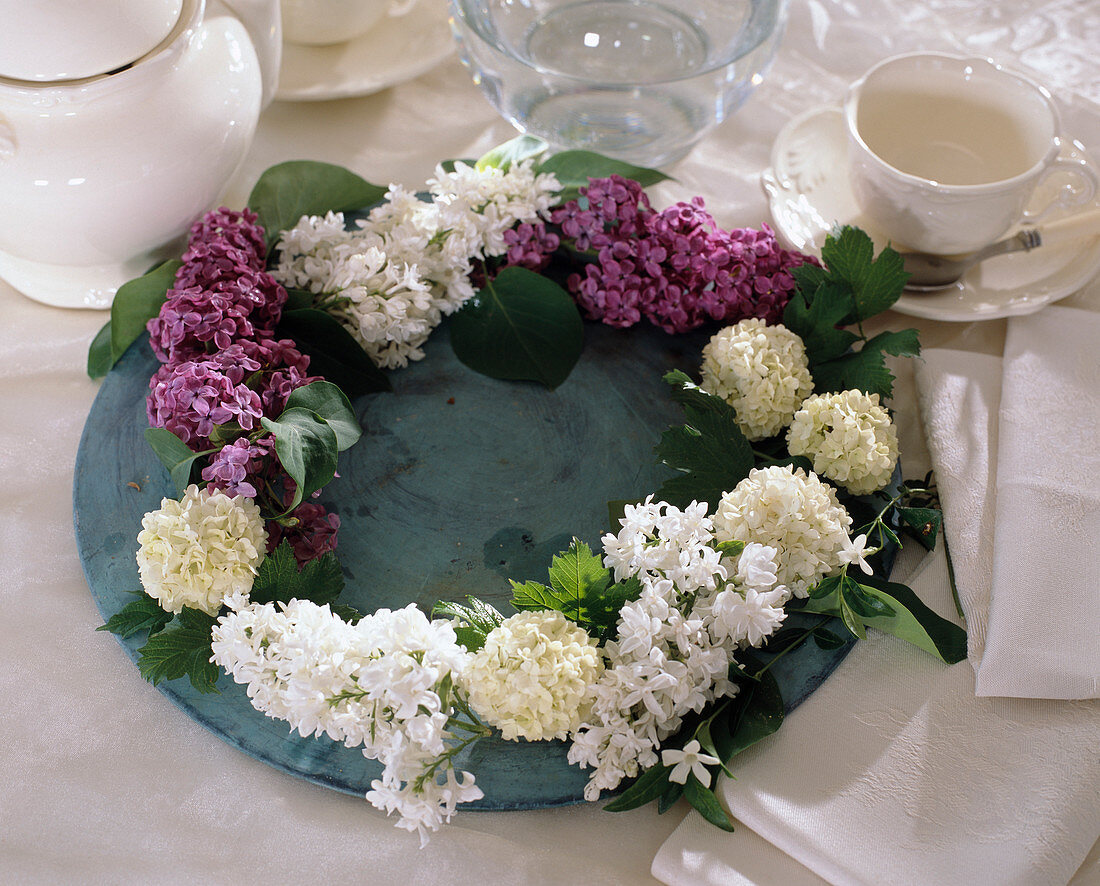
(136, 484, 266, 615)
(465, 611, 603, 742)
(699, 318, 814, 441)
(787, 389, 900, 495)
(712, 465, 853, 597)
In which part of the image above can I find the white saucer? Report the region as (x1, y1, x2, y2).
(762, 107, 1100, 322)
(275, 0, 455, 102)
(0, 244, 179, 310)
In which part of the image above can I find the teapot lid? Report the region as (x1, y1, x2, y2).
(0, 0, 184, 81)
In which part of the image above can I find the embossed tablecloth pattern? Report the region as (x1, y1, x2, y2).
(3, 0, 1099, 883)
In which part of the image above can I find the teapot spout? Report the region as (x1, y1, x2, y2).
(214, 0, 281, 107)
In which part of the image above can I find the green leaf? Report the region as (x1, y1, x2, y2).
(602, 763, 672, 812)
(723, 670, 785, 759)
(547, 539, 611, 616)
(87, 320, 114, 378)
(284, 288, 316, 311)
(811, 343, 897, 400)
(88, 260, 183, 378)
(144, 427, 216, 495)
(476, 135, 549, 172)
(510, 580, 563, 613)
(839, 597, 867, 639)
(715, 539, 746, 559)
(654, 372, 755, 510)
(897, 506, 942, 551)
(853, 575, 967, 663)
(449, 267, 584, 389)
(538, 151, 672, 203)
(432, 597, 506, 652)
(841, 575, 896, 619)
(97, 594, 172, 639)
(808, 573, 842, 601)
(782, 280, 860, 366)
(136, 608, 220, 693)
(283, 380, 362, 451)
(249, 541, 345, 607)
(331, 603, 364, 624)
(261, 407, 340, 513)
(812, 627, 848, 650)
(510, 540, 637, 635)
(276, 308, 391, 397)
(819, 226, 910, 321)
(248, 160, 387, 250)
(657, 780, 685, 814)
(683, 776, 735, 832)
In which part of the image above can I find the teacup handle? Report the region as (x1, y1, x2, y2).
(388, 0, 419, 17)
(1022, 141, 1099, 224)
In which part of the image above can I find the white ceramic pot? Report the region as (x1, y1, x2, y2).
(0, 0, 281, 307)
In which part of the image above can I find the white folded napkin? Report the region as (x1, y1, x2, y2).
(652, 343, 1100, 886)
(975, 307, 1100, 699)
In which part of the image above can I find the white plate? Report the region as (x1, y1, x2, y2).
(275, 0, 455, 102)
(762, 106, 1100, 321)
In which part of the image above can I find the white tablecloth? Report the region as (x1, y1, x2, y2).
(3, 0, 1098, 882)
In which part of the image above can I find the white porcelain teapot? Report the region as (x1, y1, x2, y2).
(0, 0, 281, 308)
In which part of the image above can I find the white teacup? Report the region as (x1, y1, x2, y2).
(281, 0, 419, 46)
(843, 52, 1098, 255)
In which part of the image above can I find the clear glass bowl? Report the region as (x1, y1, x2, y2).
(450, 0, 788, 168)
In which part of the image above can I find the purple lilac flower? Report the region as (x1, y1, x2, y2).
(147, 360, 265, 448)
(267, 499, 341, 566)
(554, 180, 816, 334)
(201, 435, 277, 499)
(230, 338, 320, 416)
(502, 222, 561, 273)
(174, 244, 288, 334)
(549, 174, 652, 251)
(147, 284, 259, 365)
(186, 206, 267, 267)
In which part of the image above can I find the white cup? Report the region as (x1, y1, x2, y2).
(281, 0, 419, 46)
(843, 52, 1098, 255)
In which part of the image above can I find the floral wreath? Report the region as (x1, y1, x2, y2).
(91, 138, 965, 846)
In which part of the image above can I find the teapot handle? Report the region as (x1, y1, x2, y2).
(213, 0, 282, 108)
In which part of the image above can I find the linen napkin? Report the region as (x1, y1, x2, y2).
(974, 307, 1100, 698)
(652, 345, 1100, 886)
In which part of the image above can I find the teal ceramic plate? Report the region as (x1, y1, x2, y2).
(74, 321, 864, 809)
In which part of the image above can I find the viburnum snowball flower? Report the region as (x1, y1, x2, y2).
(700, 319, 814, 441)
(465, 611, 603, 742)
(712, 465, 853, 597)
(136, 485, 267, 614)
(786, 389, 900, 495)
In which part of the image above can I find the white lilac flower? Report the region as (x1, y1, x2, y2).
(661, 739, 720, 787)
(569, 525, 785, 801)
(786, 389, 900, 495)
(464, 610, 603, 742)
(426, 159, 560, 258)
(136, 484, 266, 615)
(712, 465, 854, 597)
(211, 600, 481, 844)
(601, 497, 724, 593)
(838, 532, 874, 575)
(707, 585, 788, 647)
(699, 319, 814, 441)
(272, 162, 559, 370)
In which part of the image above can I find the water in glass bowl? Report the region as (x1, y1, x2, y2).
(451, 0, 787, 168)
